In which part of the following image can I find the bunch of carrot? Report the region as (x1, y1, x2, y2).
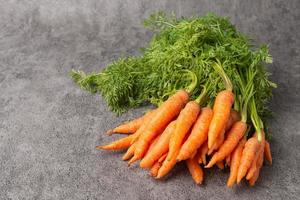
(97, 61, 272, 187)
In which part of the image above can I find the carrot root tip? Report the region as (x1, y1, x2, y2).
(106, 129, 114, 135)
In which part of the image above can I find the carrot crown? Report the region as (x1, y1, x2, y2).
(211, 60, 233, 91)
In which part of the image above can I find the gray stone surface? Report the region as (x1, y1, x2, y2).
(0, 0, 299, 199)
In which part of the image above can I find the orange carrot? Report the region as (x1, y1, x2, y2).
(249, 146, 265, 186)
(227, 138, 246, 187)
(130, 90, 189, 164)
(108, 110, 156, 135)
(122, 142, 136, 160)
(168, 101, 200, 161)
(216, 161, 224, 170)
(208, 90, 234, 149)
(208, 129, 225, 155)
(149, 153, 168, 177)
(246, 132, 265, 180)
(156, 150, 178, 178)
(156, 130, 192, 178)
(150, 161, 160, 177)
(237, 136, 260, 183)
(140, 121, 176, 169)
(208, 61, 234, 149)
(186, 157, 204, 184)
(198, 142, 208, 165)
(206, 121, 247, 168)
(264, 141, 272, 165)
(128, 133, 161, 165)
(246, 144, 264, 180)
(97, 134, 135, 150)
(177, 107, 213, 161)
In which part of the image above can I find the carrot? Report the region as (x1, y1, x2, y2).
(156, 150, 178, 178)
(198, 142, 208, 165)
(96, 134, 135, 150)
(246, 132, 265, 180)
(168, 101, 200, 161)
(206, 121, 247, 168)
(140, 121, 176, 169)
(130, 90, 189, 164)
(237, 136, 260, 183)
(108, 110, 156, 135)
(246, 144, 264, 180)
(128, 133, 160, 165)
(264, 141, 272, 165)
(150, 161, 160, 177)
(227, 138, 246, 187)
(186, 157, 204, 184)
(122, 142, 136, 160)
(249, 146, 265, 186)
(208, 61, 234, 149)
(207, 129, 225, 155)
(216, 161, 224, 170)
(156, 130, 192, 178)
(177, 107, 213, 161)
(208, 90, 234, 149)
(149, 153, 168, 177)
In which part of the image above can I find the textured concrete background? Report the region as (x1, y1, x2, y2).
(0, 0, 299, 199)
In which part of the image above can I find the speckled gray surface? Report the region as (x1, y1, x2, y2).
(0, 0, 299, 199)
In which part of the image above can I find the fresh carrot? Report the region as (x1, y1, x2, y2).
(96, 134, 135, 150)
(108, 110, 156, 135)
(150, 161, 160, 177)
(227, 138, 246, 187)
(207, 129, 225, 155)
(177, 107, 213, 161)
(208, 61, 234, 149)
(237, 136, 260, 183)
(264, 141, 272, 165)
(149, 153, 168, 177)
(246, 144, 264, 180)
(156, 150, 178, 178)
(206, 121, 247, 168)
(198, 142, 208, 165)
(128, 133, 161, 165)
(156, 130, 192, 178)
(129, 90, 189, 164)
(140, 121, 176, 168)
(246, 132, 265, 180)
(249, 146, 265, 186)
(122, 142, 136, 160)
(168, 101, 200, 161)
(216, 161, 224, 170)
(186, 157, 204, 184)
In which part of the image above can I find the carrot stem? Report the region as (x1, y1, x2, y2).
(184, 70, 198, 94)
(211, 60, 232, 91)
